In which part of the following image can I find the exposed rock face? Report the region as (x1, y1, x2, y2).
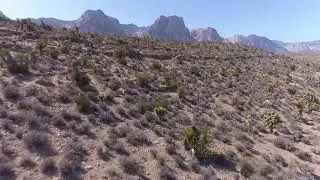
(32, 9, 137, 34)
(69, 9, 121, 33)
(148, 15, 192, 41)
(191, 27, 223, 42)
(227, 34, 288, 54)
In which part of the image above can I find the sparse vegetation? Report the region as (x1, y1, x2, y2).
(182, 126, 212, 158)
(0, 20, 318, 180)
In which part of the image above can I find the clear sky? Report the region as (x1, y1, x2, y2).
(1, 0, 319, 42)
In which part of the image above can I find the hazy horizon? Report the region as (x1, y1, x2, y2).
(2, 0, 320, 42)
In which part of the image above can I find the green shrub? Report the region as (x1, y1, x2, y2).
(295, 100, 305, 115)
(136, 72, 150, 87)
(154, 106, 166, 118)
(152, 61, 162, 70)
(182, 126, 212, 158)
(7, 53, 29, 74)
(37, 39, 47, 54)
(178, 87, 187, 99)
(262, 112, 281, 133)
(72, 68, 91, 87)
(164, 73, 178, 91)
(47, 47, 58, 59)
(75, 93, 92, 114)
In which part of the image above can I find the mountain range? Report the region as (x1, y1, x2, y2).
(4, 9, 320, 53)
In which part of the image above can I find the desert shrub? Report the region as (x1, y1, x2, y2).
(136, 72, 150, 87)
(6, 53, 29, 74)
(258, 165, 274, 176)
(19, 157, 36, 169)
(273, 154, 288, 167)
(190, 159, 201, 173)
(23, 131, 52, 155)
(37, 39, 47, 54)
(112, 142, 130, 156)
(164, 73, 179, 91)
(51, 114, 67, 130)
(0, 163, 15, 179)
(127, 131, 151, 146)
(262, 112, 281, 133)
(166, 144, 177, 155)
(136, 101, 152, 114)
(178, 87, 187, 99)
(152, 61, 161, 70)
(190, 66, 201, 77)
(294, 150, 312, 162)
(72, 68, 91, 87)
(97, 146, 110, 161)
(273, 137, 295, 152)
(41, 158, 57, 175)
(159, 166, 177, 180)
(239, 160, 255, 177)
(59, 142, 87, 179)
(173, 155, 189, 171)
(120, 157, 142, 175)
(100, 111, 117, 124)
(182, 126, 211, 158)
(75, 93, 92, 114)
(154, 106, 166, 118)
(47, 47, 58, 59)
(1, 119, 14, 133)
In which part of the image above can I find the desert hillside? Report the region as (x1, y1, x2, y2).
(0, 19, 319, 180)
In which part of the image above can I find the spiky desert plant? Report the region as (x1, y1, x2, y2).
(262, 112, 281, 133)
(154, 106, 166, 119)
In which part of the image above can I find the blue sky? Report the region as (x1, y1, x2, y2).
(1, 0, 319, 42)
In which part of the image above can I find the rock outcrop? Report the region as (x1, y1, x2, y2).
(191, 27, 223, 42)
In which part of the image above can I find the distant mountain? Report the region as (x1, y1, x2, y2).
(0, 11, 9, 20)
(227, 34, 288, 54)
(191, 27, 223, 42)
(30, 9, 320, 54)
(31, 18, 73, 27)
(147, 15, 192, 41)
(32, 9, 138, 34)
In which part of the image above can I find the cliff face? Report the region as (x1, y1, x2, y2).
(191, 27, 223, 42)
(148, 15, 192, 41)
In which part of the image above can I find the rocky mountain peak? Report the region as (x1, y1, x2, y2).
(191, 27, 223, 42)
(149, 15, 192, 41)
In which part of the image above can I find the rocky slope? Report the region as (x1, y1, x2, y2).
(0, 19, 320, 180)
(191, 27, 223, 42)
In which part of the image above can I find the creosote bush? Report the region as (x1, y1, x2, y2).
(72, 67, 91, 87)
(37, 39, 47, 54)
(7, 53, 29, 74)
(136, 72, 150, 87)
(262, 112, 281, 133)
(75, 93, 92, 114)
(182, 126, 212, 158)
(47, 47, 58, 59)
